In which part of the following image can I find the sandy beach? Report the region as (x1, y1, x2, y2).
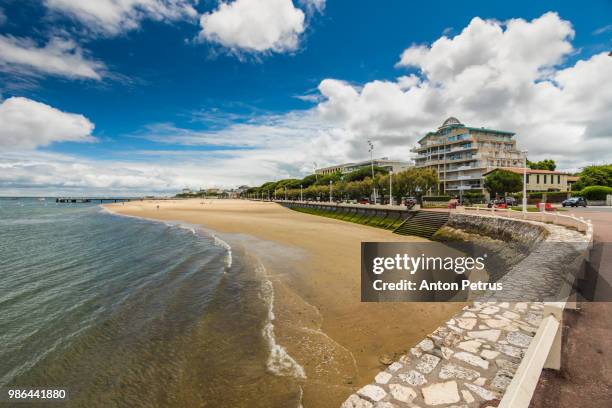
(106, 199, 464, 407)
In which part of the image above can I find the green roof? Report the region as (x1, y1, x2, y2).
(465, 127, 515, 135)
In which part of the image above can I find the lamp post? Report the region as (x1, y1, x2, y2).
(329, 180, 333, 203)
(522, 150, 528, 213)
(368, 140, 376, 204)
(300, 184, 303, 202)
(284, 186, 287, 201)
(313, 162, 318, 182)
(389, 171, 393, 206)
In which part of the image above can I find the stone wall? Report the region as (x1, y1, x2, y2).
(341, 213, 589, 408)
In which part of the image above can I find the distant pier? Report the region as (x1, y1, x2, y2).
(55, 197, 143, 203)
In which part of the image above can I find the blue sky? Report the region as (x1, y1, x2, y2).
(0, 0, 611, 194)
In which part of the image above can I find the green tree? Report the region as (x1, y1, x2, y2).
(484, 169, 523, 197)
(573, 164, 612, 190)
(527, 159, 556, 171)
(343, 166, 389, 182)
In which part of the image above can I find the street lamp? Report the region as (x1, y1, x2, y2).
(300, 184, 303, 202)
(313, 162, 318, 182)
(284, 186, 287, 201)
(389, 170, 393, 206)
(368, 140, 377, 204)
(522, 150, 528, 213)
(329, 179, 333, 203)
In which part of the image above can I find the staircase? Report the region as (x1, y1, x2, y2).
(393, 210, 450, 239)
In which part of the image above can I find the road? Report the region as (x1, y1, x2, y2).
(530, 206, 612, 407)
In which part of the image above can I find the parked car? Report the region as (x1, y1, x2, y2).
(404, 197, 417, 209)
(504, 197, 518, 206)
(562, 197, 587, 207)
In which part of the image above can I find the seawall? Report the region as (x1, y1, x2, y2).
(340, 210, 591, 408)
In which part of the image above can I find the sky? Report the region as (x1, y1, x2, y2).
(0, 0, 611, 196)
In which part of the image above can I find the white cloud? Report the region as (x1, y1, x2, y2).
(0, 36, 105, 80)
(198, 0, 307, 53)
(299, 0, 325, 14)
(0, 97, 95, 149)
(3, 11, 612, 195)
(316, 12, 612, 169)
(44, 0, 198, 36)
(593, 24, 612, 35)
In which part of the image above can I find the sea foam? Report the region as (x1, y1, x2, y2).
(258, 264, 306, 379)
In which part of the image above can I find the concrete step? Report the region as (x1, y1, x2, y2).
(393, 210, 450, 239)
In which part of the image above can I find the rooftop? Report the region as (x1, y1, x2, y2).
(483, 167, 571, 176)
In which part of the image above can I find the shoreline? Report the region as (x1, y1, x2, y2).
(104, 199, 465, 407)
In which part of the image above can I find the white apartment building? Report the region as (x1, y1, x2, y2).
(412, 117, 524, 195)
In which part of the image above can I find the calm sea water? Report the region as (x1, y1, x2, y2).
(0, 198, 302, 407)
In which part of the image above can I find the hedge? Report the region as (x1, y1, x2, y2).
(422, 195, 451, 202)
(574, 185, 612, 200)
(514, 191, 569, 203)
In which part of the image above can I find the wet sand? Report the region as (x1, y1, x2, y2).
(106, 199, 463, 407)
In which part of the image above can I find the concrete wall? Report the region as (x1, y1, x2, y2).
(341, 212, 590, 408)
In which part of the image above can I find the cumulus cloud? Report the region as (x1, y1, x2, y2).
(44, 0, 198, 36)
(198, 0, 307, 53)
(0, 97, 96, 149)
(3, 11, 612, 195)
(299, 0, 325, 14)
(316, 12, 612, 169)
(0, 36, 105, 80)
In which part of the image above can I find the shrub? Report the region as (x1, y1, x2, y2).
(514, 191, 569, 203)
(463, 192, 485, 203)
(574, 185, 612, 200)
(422, 195, 451, 202)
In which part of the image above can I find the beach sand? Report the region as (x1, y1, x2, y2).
(106, 199, 463, 407)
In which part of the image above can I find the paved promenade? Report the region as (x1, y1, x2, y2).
(530, 207, 612, 408)
(342, 215, 588, 407)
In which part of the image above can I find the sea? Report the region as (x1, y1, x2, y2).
(0, 198, 304, 407)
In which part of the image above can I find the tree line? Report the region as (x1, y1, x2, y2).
(243, 166, 439, 202)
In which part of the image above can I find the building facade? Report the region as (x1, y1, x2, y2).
(483, 168, 573, 192)
(412, 117, 524, 195)
(315, 158, 412, 176)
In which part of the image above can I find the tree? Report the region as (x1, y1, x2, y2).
(527, 159, 556, 171)
(573, 164, 612, 190)
(390, 167, 439, 201)
(484, 169, 523, 197)
(300, 174, 318, 188)
(343, 165, 389, 182)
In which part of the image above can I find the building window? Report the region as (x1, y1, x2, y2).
(544, 175, 547, 184)
(557, 175, 560, 184)
(537, 174, 540, 184)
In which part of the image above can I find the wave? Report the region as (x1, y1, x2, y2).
(257, 264, 306, 380)
(100, 205, 233, 274)
(212, 235, 233, 270)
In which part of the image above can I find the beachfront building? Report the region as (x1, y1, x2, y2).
(412, 117, 524, 195)
(483, 168, 573, 192)
(315, 158, 412, 176)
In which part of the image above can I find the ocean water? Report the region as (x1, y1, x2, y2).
(0, 198, 303, 407)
